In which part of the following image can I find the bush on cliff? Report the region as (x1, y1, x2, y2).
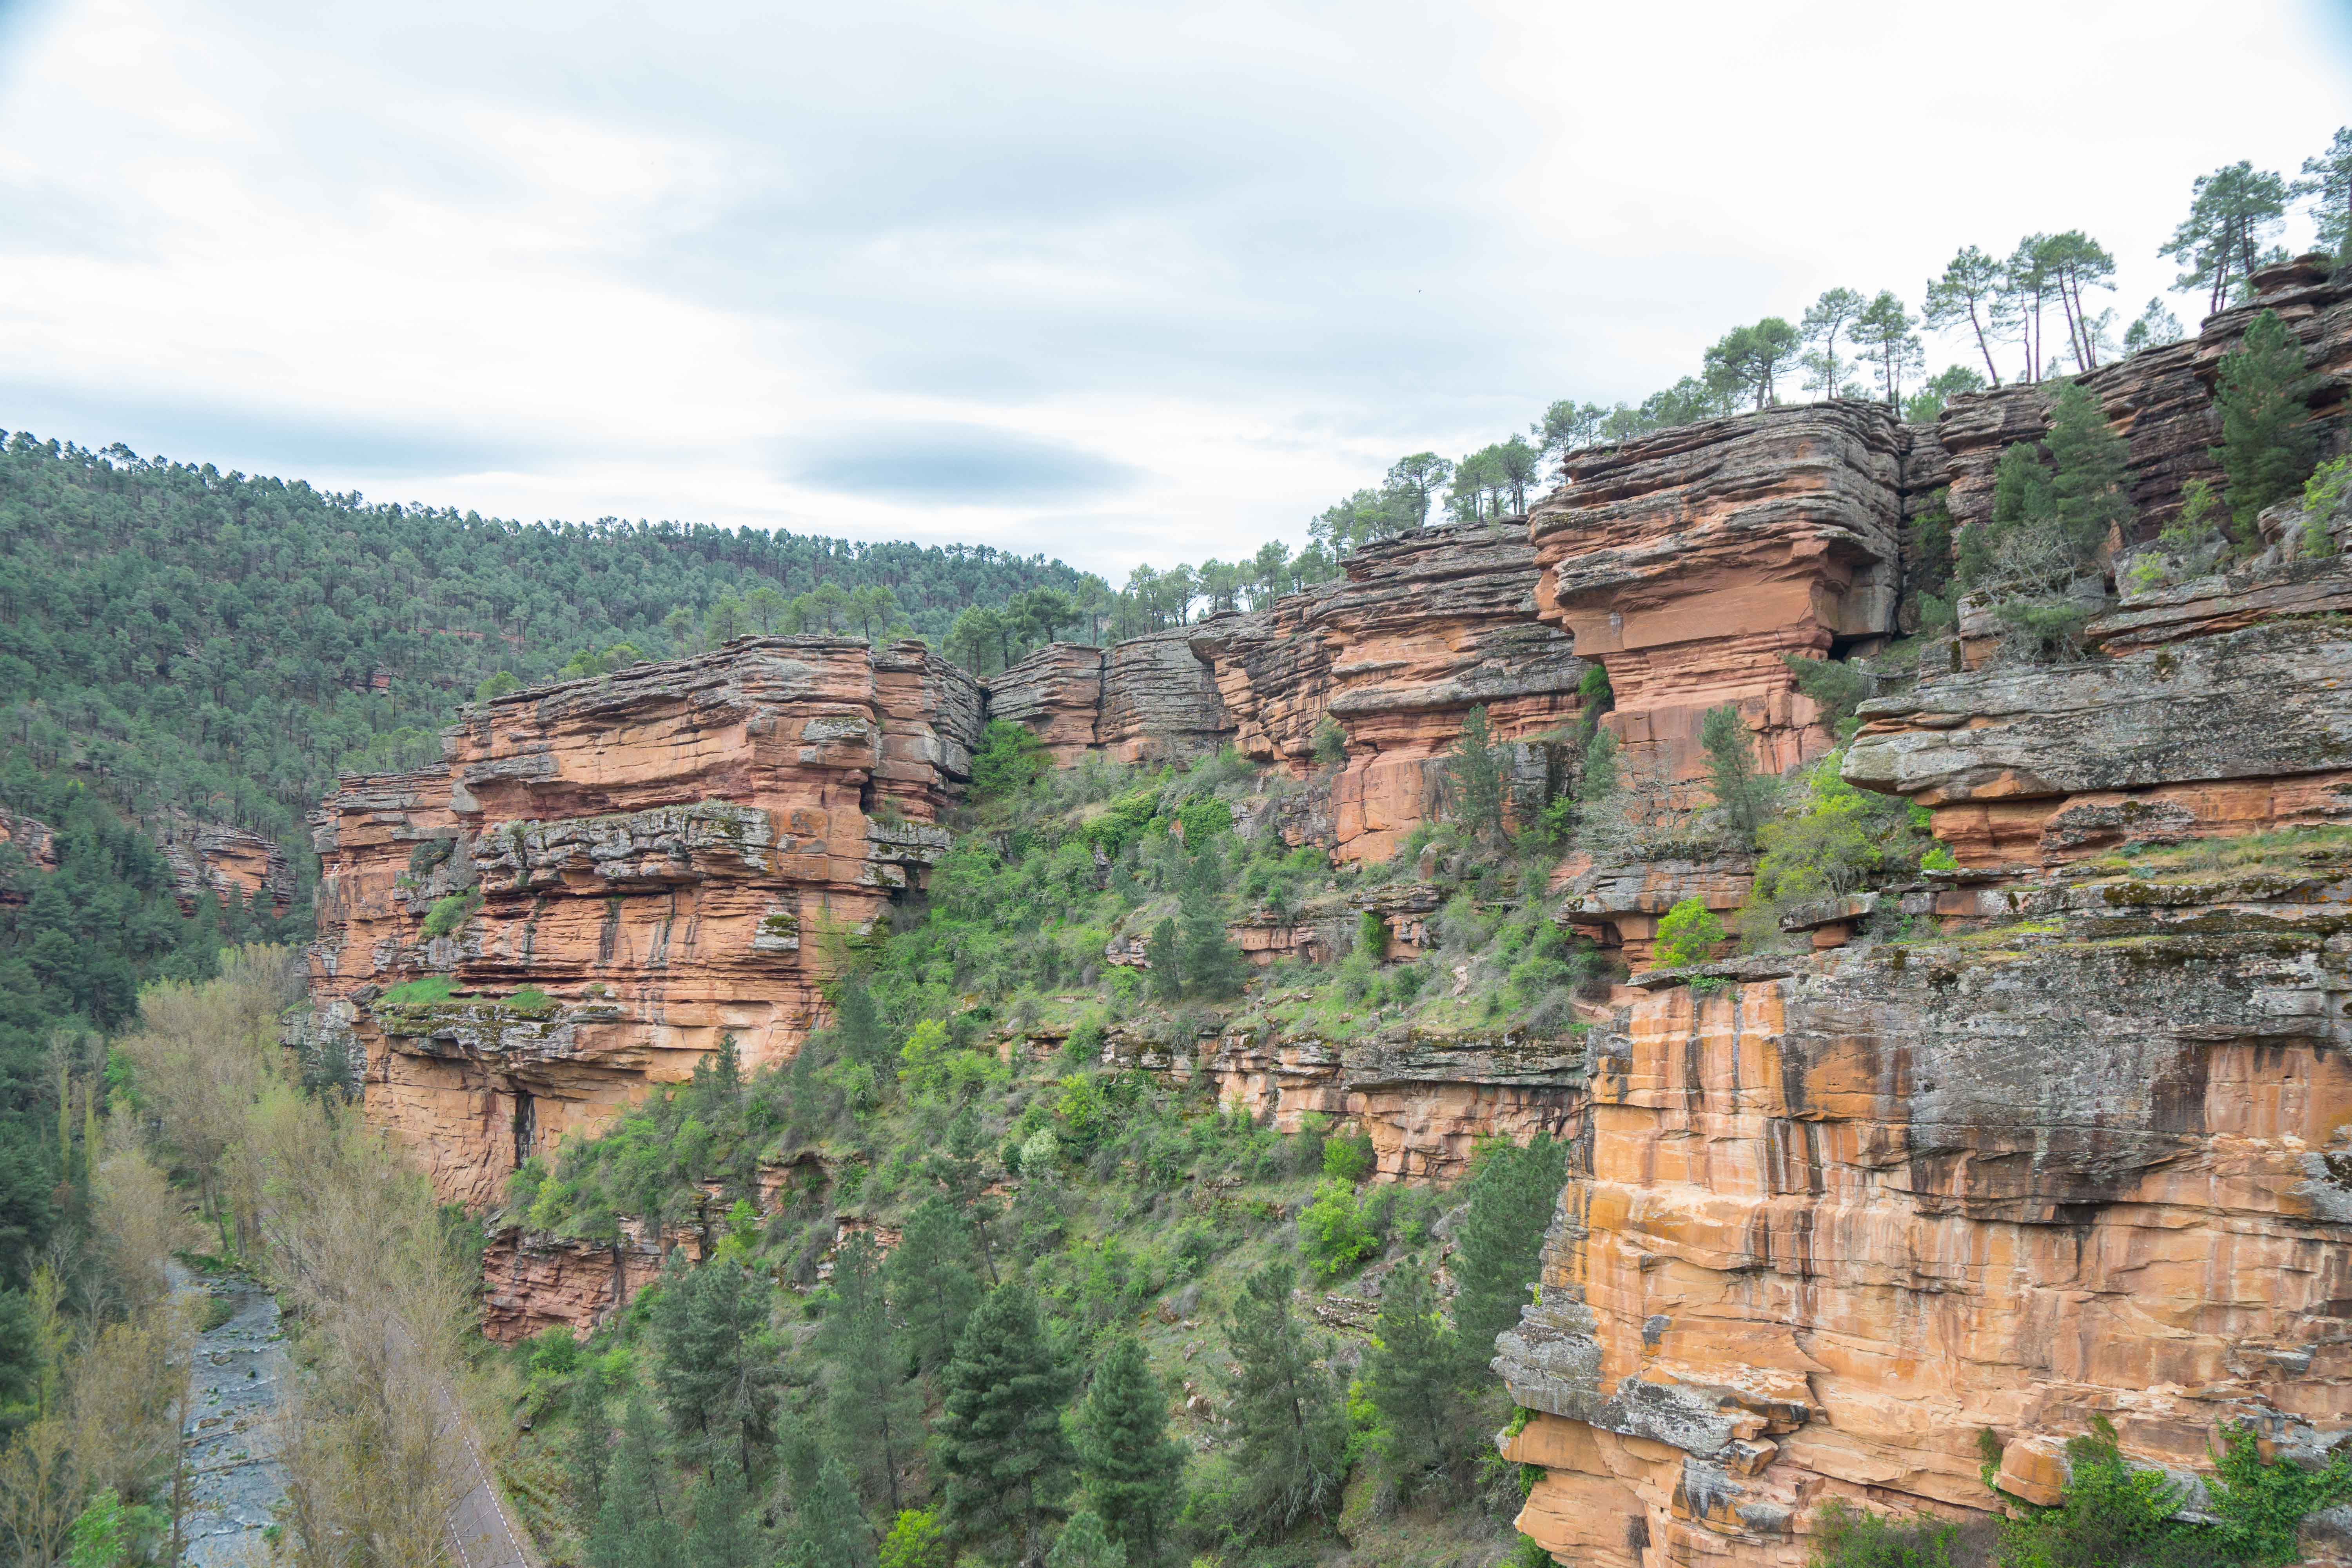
(972, 719, 1051, 800)
(1652, 898, 1724, 969)
(1741, 749, 1935, 950)
(1997, 1417, 2352, 1568)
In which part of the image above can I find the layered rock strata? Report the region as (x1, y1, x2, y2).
(1529, 403, 1909, 787)
(1100, 1023, 1589, 1184)
(306, 638, 980, 1208)
(1496, 857, 2352, 1568)
(983, 526, 1592, 862)
(1936, 256, 2352, 544)
(1844, 564, 2352, 867)
(154, 813, 294, 913)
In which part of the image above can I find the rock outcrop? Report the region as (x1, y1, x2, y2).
(1844, 566, 2352, 867)
(306, 638, 980, 1208)
(1529, 403, 1910, 786)
(1497, 854, 2352, 1567)
(1936, 256, 2352, 544)
(154, 813, 294, 914)
(984, 525, 1593, 861)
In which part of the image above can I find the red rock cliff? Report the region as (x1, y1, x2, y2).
(305, 637, 979, 1208)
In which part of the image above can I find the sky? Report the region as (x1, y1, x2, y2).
(0, 0, 2347, 579)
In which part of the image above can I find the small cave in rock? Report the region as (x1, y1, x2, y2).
(512, 1089, 536, 1169)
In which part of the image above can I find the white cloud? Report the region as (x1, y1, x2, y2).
(0, 0, 2344, 576)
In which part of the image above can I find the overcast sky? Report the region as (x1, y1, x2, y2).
(1, 0, 2347, 577)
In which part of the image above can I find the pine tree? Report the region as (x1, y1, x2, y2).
(588, 1392, 682, 1568)
(1699, 705, 1763, 844)
(2213, 309, 2319, 536)
(818, 1232, 922, 1514)
(1445, 704, 1506, 843)
(650, 1258, 777, 1473)
(938, 1283, 1078, 1559)
(834, 979, 889, 1071)
(1223, 1261, 1348, 1532)
(685, 1460, 759, 1568)
(1364, 1259, 1463, 1485)
(566, 1360, 613, 1532)
(1176, 849, 1245, 1000)
(785, 1454, 876, 1568)
(1045, 1510, 1129, 1568)
(2042, 382, 2134, 563)
(1576, 726, 1620, 807)
(1073, 1335, 1186, 1560)
(1451, 1136, 1570, 1379)
(1145, 916, 1183, 1000)
(887, 1196, 984, 1375)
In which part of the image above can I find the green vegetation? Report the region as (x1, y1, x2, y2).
(2214, 309, 2321, 537)
(1742, 749, 1938, 947)
(379, 973, 459, 1006)
(1652, 898, 1724, 970)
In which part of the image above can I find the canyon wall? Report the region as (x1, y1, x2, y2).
(298, 257, 2352, 1550)
(304, 638, 980, 1208)
(986, 524, 1592, 861)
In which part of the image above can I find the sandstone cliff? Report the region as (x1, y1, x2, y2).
(985, 524, 1592, 861)
(305, 637, 980, 1208)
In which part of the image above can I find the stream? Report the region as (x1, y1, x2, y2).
(171, 1265, 290, 1567)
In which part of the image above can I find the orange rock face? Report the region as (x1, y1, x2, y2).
(1497, 879, 2352, 1567)
(304, 638, 979, 1209)
(1530, 403, 1912, 788)
(984, 525, 1593, 862)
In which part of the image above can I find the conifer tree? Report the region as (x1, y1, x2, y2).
(566, 1359, 612, 1532)
(886, 1195, 984, 1375)
(1223, 1261, 1348, 1532)
(588, 1392, 680, 1568)
(818, 1231, 922, 1514)
(1364, 1259, 1463, 1485)
(2042, 382, 2134, 562)
(1445, 704, 1505, 844)
(785, 1454, 876, 1568)
(938, 1283, 1077, 1559)
(1073, 1334, 1186, 1559)
(1145, 916, 1183, 1000)
(1699, 705, 1763, 844)
(1045, 1510, 1129, 1568)
(650, 1257, 777, 1474)
(1450, 1136, 1569, 1378)
(1176, 848, 1246, 1000)
(685, 1460, 759, 1568)
(1576, 726, 1620, 808)
(2213, 309, 2319, 535)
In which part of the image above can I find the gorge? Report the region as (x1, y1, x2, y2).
(288, 256, 2352, 1566)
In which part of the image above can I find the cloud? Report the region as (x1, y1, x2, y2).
(0, 381, 573, 482)
(787, 422, 1140, 505)
(0, 0, 2345, 578)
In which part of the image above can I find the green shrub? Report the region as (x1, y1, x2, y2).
(1299, 1178, 1377, 1279)
(1357, 910, 1389, 959)
(1312, 715, 1347, 765)
(1920, 843, 1957, 873)
(507, 985, 555, 1015)
(1807, 1499, 1957, 1568)
(406, 837, 455, 877)
(527, 1325, 582, 1377)
(1652, 898, 1724, 969)
(1321, 1127, 1375, 1183)
(972, 719, 1049, 799)
(1783, 655, 1873, 737)
(1176, 795, 1234, 844)
(421, 888, 482, 938)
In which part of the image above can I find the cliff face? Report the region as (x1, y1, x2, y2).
(1497, 541, 2352, 1565)
(1529, 403, 1909, 786)
(1497, 857, 2352, 1568)
(985, 525, 1591, 862)
(154, 813, 294, 914)
(1936, 256, 2352, 544)
(306, 638, 980, 1208)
